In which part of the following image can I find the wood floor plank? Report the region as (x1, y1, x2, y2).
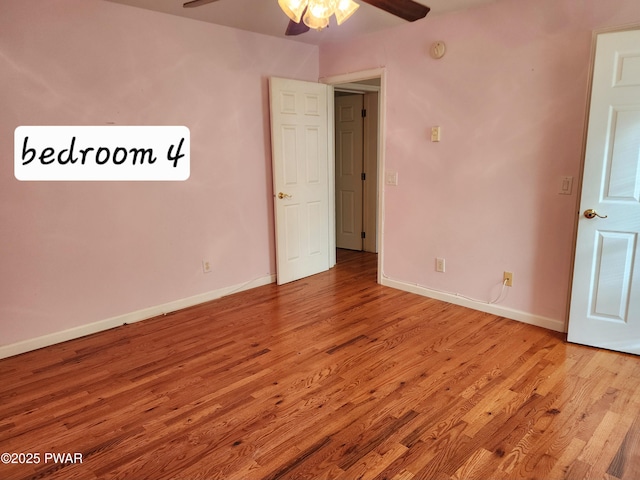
(1, 250, 640, 479)
(607, 414, 640, 480)
(450, 447, 495, 480)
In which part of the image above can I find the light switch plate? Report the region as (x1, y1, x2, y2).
(385, 171, 398, 186)
(431, 126, 441, 142)
(559, 176, 573, 195)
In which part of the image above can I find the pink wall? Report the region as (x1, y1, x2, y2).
(320, 0, 640, 323)
(3, 0, 639, 350)
(0, 0, 318, 346)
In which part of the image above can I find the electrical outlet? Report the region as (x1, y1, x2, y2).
(503, 271, 513, 287)
(436, 257, 445, 273)
(202, 260, 212, 273)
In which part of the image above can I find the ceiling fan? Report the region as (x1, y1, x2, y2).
(182, 0, 430, 36)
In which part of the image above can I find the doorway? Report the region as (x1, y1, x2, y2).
(326, 69, 384, 280)
(269, 70, 384, 285)
(334, 83, 379, 254)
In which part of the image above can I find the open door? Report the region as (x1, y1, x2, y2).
(568, 29, 640, 354)
(269, 77, 332, 285)
(335, 93, 365, 251)
(334, 86, 380, 254)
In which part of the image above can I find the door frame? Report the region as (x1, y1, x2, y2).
(321, 67, 386, 283)
(566, 24, 640, 332)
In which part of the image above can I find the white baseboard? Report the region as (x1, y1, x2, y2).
(0, 274, 276, 360)
(381, 276, 567, 333)
(2, 273, 565, 360)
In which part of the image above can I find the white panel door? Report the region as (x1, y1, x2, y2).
(335, 94, 364, 251)
(568, 29, 640, 354)
(270, 77, 330, 285)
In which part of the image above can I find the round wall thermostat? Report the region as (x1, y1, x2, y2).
(430, 41, 446, 59)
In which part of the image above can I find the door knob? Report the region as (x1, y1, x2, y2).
(584, 209, 607, 219)
(278, 192, 292, 199)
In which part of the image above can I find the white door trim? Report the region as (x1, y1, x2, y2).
(321, 67, 386, 283)
(335, 83, 381, 94)
(328, 85, 336, 269)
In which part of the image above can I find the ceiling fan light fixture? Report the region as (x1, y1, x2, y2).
(303, 8, 330, 30)
(279, 0, 366, 34)
(306, 0, 338, 20)
(278, 0, 307, 23)
(334, 0, 359, 25)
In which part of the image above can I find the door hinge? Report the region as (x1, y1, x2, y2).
(362, 108, 367, 118)
(361, 231, 366, 239)
(361, 172, 366, 181)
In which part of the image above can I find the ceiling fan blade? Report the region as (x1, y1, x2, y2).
(285, 19, 311, 36)
(284, 6, 310, 36)
(361, 0, 430, 22)
(183, 0, 222, 8)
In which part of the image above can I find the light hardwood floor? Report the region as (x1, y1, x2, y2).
(1, 250, 639, 479)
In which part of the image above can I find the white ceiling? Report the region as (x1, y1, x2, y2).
(105, 0, 499, 45)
